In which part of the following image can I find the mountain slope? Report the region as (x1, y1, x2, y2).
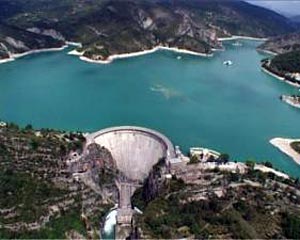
(270, 50, 300, 73)
(258, 32, 300, 55)
(259, 33, 300, 86)
(0, 0, 297, 61)
(0, 24, 64, 59)
(0, 123, 118, 238)
(291, 15, 300, 23)
(132, 158, 300, 239)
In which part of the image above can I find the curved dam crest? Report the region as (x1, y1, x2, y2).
(87, 126, 175, 181)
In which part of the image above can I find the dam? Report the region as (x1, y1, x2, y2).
(88, 126, 176, 181)
(86, 126, 176, 239)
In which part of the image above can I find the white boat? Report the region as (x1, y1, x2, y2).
(232, 41, 242, 47)
(177, 56, 182, 60)
(223, 60, 233, 66)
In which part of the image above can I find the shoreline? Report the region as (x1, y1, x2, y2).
(270, 138, 300, 165)
(68, 49, 84, 56)
(0, 45, 68, 65)
(0, 58, 15, 64)
(12, 45, 68, 59)
(74, 36, 268, 64)
(261, 65, 300, 87)
(0, 36, 267, 65)
(281, 95, 300, 109)
(261, 65, 285, 81)
(79, 46, 214, 64)
(257, 48, 277, 56)
(254, 164, 289, 179)
(65, 41, 82, 47)
(218, 35, 268, 41)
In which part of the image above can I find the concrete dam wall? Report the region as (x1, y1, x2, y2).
(89, 126, 175, 181)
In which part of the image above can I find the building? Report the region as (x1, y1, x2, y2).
(190, 147, 220, 162)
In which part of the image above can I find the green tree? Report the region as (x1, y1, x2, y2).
(245, 160, 255, 170)
(25, 124, 33, 131)
(282, 213, 300, 239)
(30, 139, 39, 150)
(264, 161, 273, 168)
(218, 153, 230, 164)
(189, 155, 199, 164)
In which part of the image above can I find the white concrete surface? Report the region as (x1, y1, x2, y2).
(89, 126, 175, 180)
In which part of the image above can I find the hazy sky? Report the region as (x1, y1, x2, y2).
(247, 1, 300, 16)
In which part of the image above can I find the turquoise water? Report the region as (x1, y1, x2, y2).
(1, 40, 300, 177)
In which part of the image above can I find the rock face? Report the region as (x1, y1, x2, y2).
(0, 0, 296, 61)
(141, 159, 166, 204)
(26, 28, 65, 41)
(0, 24, 64, 59)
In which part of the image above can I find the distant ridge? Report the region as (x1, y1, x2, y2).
(291, 15, 300, 23)
(258, 32, 300, 55)
(0, 0, 296, 61)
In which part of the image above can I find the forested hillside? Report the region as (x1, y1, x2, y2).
(0, 0, 296, 60)
(270, 51, 300, 73)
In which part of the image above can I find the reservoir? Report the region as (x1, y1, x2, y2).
(1, 40, 300, 176)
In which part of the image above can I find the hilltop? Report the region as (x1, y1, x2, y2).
(0, 0, 296, 61)
(291, 15, 300, 23)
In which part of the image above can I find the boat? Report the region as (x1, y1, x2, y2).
(223, 60, 233, 66)
(232, 41, 242, 47)
(177, 56, 182, 60)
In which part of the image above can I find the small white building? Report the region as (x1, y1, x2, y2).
(190, 147, 220, 162)
(291, 72, 300, 81)
(0, 121, 7, 127)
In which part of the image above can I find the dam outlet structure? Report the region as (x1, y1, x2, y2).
(86, 126, 176, 239)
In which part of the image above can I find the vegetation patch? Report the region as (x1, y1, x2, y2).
(0, 208, 87, 239)
(291, 141, 300, 154)
(271, 50, 300, 73)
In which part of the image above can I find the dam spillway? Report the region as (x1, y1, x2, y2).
(88, 126, 175, 181)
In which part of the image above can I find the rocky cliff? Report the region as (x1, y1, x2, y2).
(0, 24, 64, 59)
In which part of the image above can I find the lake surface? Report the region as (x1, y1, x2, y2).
(1, 40, 300, 177)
